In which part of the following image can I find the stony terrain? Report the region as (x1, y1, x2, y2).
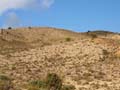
(0, 27, 120, 90)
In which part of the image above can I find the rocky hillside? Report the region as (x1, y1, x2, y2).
(0, 27, 120, 90)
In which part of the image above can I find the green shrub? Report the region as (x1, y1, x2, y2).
(46, 73, 62, 90)
(62, 85, 75, 90)
(27, 73, 75, 90)
(65, 37, 71, 42)
(30, 80, 46, 88)
(0, 75, 12, 90)
(0, 75, 10, 81)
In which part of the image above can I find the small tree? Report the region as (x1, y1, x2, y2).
(8, 27, 12, 30)
(28, 26, 32, 29)
(87, 30, 91, 33)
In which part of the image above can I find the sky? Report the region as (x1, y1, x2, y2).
(0, 0, 120, 32)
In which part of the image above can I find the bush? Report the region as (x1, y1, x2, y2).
(103, 49, 109, 55)
(0, 75, 10, 81)
(0, 75, 13, 90)
(46, 73, 62, 90)
(65, 37, 71, 42)
(0, 81, 12, 90)
(28, 27, 32, 29)
(90, 33, 97, 39)
(87, 30, 91, 33)
(30, 80, 46, 88)
(27, 73, 75, 90)
(62, 85, 75, 90)
(8, 27, 12, 30)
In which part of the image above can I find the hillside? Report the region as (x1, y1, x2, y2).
(0, 27, 120, 90)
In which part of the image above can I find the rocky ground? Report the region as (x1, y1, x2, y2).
(0, 27, 120, 90)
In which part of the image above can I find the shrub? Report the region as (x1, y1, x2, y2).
(30, 80, 46, 88)
(8, 27, 12, 30)
(88, 30, 91, 32)
(90, 33, 97, 39)
(46, 73, 62, 90)
(28, 27, 32, 29)
(103, 49, 109, 55)
(0, 75, 10, 81)
(62, 85, 75, 90)
(27, 73, 75, 90)
(0, 81, 12, 90)
(0, 75, 13, 90)
(87, 30, 91, 34)
(65, 37, 71, 42)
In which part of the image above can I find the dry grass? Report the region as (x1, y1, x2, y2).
(0, 27, 120, 90)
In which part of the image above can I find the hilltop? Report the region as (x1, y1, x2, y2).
(0, 27, 120, 90)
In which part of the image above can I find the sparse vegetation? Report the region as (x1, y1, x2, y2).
(0, 75, 13, 90)
(102, 49, 109, 55)
(90, 33, 97, 39)
(87, 30, 91, 34)
(0, 27, 120, 90)
(0, 75, 10, 81)
(62, 85, 75, 90)
(30, 80, 46, 88)
(28, 26, 32, 29)
(65, 37, 71, 42)
(46, 73, 62, 90)
(8, 27, 12, 30)
(27, 73, 75, 90)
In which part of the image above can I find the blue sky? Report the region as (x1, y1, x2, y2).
(0, 0, 120, 32)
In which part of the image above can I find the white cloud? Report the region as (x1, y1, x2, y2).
(0, 0, 55, 28)
(41, 0, 54, 8)
(4, 12, 21, 27)
(0, 0, 55, 15)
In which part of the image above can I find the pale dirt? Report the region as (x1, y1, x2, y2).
(0, 27, 120, 90)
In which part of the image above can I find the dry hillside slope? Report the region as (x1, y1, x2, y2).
(0, 27, 120, 90)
